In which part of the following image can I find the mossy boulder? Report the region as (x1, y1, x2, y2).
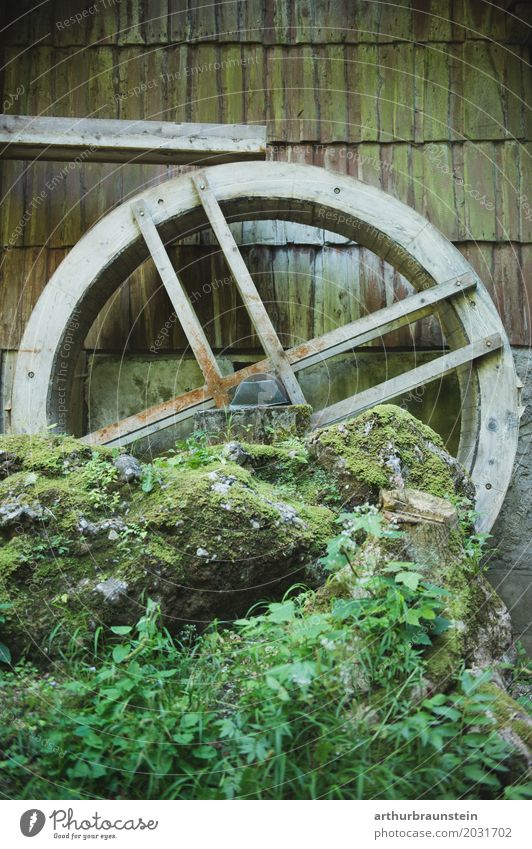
(0, 434, 335, 660)
(307, 404, 474, 507)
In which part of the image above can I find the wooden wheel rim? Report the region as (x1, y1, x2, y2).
(11, 161, 521, 530)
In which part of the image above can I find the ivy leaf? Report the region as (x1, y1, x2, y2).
(410, 629, 432, 646)
(193, 745, 217, 760)
(112, 644, 130, 664)
(172, 731, 194, 744)
(267, 600, 295, 623)
(0, 641, 11, 664)
(331, 598, 360, 622)
(180, 712, 201, 728)
(405, 608, 422, 626)
(395, 571, 421, 591)
(382, 561, 417, 574)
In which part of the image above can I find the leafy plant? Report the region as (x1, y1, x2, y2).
(0, 582, 525, 801)
(155, 430, 222, 471)
(320, 505, 402, 573)
(0, 603, 12, 665)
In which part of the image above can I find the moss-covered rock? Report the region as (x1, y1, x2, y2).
(307, 404, 475, 506)
(0, 434, 335, 660)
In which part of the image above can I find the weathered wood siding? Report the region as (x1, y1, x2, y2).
(0, 0, 530, 352)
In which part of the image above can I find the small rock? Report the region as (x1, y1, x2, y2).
(222, 441, 253, 466)
(78, 517, 126, 537)
(93, 578, 129, 605)
(0, 501, 44, 529)
(196, 547, 209, 558)
(211, 475, 237, 495)
(113, 454, 142, 483)
(0, 450, 22, 479)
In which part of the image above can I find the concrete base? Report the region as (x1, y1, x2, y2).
(194, 404, 313, 444)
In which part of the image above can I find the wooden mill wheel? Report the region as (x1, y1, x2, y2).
(11, 162, 522, 531)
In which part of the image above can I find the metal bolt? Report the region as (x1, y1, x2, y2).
(199, 184, 206, 190)
(485, 483, 492, 490)
(486, 340, 492, 347)
(139, 211, 144, 216)
(28, 371, 34, 378)
(334, 187, 340, 194)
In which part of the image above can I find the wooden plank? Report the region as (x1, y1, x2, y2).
(84, 387, 216, 448)
(191, 170, 307, 405)
(311, 333, 502, 428)
(282, 273, 474, 371)
(132, 199, 228, 407)
(0, 114, 267, 165)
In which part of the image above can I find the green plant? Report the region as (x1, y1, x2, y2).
(64, 450, 120, 511)
(19, 533, 70, 564)
(320, 505, 402, 573)
(0, 579, 525, 801)
(156, 430, 222, 471)
(116, 522, 148, 555)
(0, 603, 12, 664)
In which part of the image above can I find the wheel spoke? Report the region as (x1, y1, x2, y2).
(288, 273, 476, 372)
(83, 386, 215, 447)
(192, 170, 306, 405)
(133, 199, 229, 407)
(311, 333, 502, 428)
(83, 274, 479, 447)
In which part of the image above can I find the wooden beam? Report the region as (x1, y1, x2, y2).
(0, 114, 267, 165)
(289, 274, 476, 372)
(84, 387, 215, 448)
(132, 200, 228, 407)
(311, 334, 502, 428)
(191, 170, 306, 405)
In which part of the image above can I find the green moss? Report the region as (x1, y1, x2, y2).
(0, 433, 110, 477)
(480, 683, 532, 749)
(0, 437, 335, 660)
(133, 460, 334, 560)
(308, 404, 462, 501)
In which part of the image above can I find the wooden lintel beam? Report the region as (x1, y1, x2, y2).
(0, 114, 267, 165)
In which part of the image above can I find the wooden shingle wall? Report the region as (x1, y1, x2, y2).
(0, 0, 530, 353)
